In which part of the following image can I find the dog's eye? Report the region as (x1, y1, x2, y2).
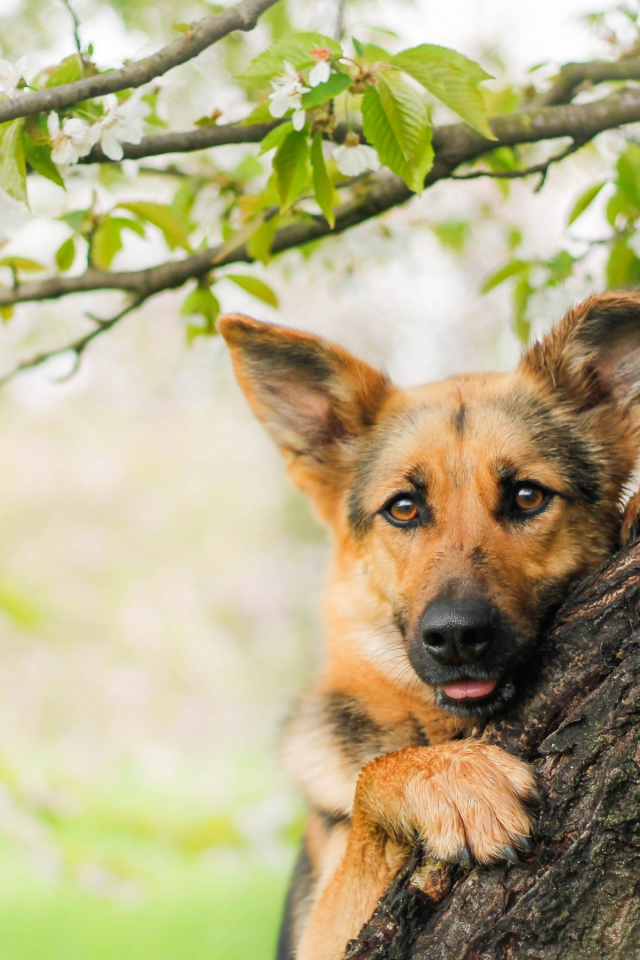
(385, 496, 419, 526)
(512, 484, 547, 514)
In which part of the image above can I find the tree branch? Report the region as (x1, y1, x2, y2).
(534, 55, 640, 107)
(6, 84, 640, 377)
(80, 120, 359, 164)
(0, 0, 278, 124)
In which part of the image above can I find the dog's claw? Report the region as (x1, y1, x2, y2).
(458, 844, 473, 865)
(500, 844, 520, 864)
(627, 521, 640, 546)
(528, 787, 544, 806)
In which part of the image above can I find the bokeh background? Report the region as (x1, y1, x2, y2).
(0, 0, 627, 957)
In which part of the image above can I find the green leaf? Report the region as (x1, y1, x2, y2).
(61, 208, 92, 236)
(0, 256, 45, 272)
(300, 71, 351, 109)
(240, 100, 275, 125)
(431, 220, 470, 253)
(481, 259, 529, 293)
(259, 121, 292, 154)
(616, 145, 640, 210)
(226, 274, 279, 307)
(310, 131, 336, 227)
(606, 240, 640, 288)
(513, 275, 533, 345)
(273, 129, 310, 212)
(361, 81, 433, 195)
(23, 134, 65, 188)
(0, 119, 27, 206)
(545, 250, 575, 284)
(44, 54, 83, 88)
(246, 216, 279, 264)
(239, 33, 342, 81)
(55, 236, 76, 271)
(391, 44, 495, 138)
(355, 42, 393, 65)
(181, 285, 220, 343)
(91, 217, 145, 269)
(568, 181, 607, 225)
(118, 201, 191, 251)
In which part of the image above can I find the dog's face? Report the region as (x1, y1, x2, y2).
(219, 294, 640, 718)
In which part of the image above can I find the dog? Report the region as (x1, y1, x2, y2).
(219, 292, 640, 960)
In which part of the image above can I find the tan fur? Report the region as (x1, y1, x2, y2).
(218, 295, 640, 960)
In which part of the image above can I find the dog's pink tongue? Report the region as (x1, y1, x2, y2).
(443, 678, 498, 700)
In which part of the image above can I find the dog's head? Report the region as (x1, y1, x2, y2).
(219, 294, 640, 718)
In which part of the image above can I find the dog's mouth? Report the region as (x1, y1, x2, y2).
(434, 675, 516, 718)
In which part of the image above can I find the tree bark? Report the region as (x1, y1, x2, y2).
(343, 541, 640, 960)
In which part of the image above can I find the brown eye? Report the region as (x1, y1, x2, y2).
(387, 497, 419, 524)
(513, 484, 546, 512)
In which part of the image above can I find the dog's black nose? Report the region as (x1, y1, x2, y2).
(421, 598, 493, 665)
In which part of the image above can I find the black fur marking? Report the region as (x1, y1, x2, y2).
(469, 545, 488, 569)
(409, 715, 430, 746)
(275, 839, 314, 960)
(325, 693, 384, 768)
(242, 338, 333, 385)
(393, 607, 409, 639)
(453, 403, 466, 434)
(318, 808, 352, 829)
(498, 392, 602, 505)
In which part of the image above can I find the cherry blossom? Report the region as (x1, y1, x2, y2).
(308, 48, 332, 87)
(268, 61, 309, 131)
(0, 57, 28, 97)
(47, 113, 98, 166)
(94, 95, 150, 161)
(333, 135, 380, 176)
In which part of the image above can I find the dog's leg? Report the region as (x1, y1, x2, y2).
(621, 491, 640, 546)
(297, 740, 536, 960)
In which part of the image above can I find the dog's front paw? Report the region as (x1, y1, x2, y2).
(356, 741, 537, 865)
(622, 491, 640, 547)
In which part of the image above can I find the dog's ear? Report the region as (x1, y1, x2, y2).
(218, 314, 392, 507)
(520, 292, 640, 414)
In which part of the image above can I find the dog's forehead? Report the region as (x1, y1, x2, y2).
(379, 370, 530, 462)
(351, 369, 602, 509)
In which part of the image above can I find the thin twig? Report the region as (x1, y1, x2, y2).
(0, 296, 147, 386)
(61, 0, 82, 57)
(0, 0, 278, 124)
(450, 140, 584, 189)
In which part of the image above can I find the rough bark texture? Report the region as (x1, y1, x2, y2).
(343, 541, 640, 960)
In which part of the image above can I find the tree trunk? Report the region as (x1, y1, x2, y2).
(343, 542, 640, 960)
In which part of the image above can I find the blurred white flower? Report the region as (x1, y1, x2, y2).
(333, 136, 380, 176)
(47, 113, 97, 166)
(308, 48, 332, 88)
(0, 56, 28, 96)
(268, 61, 308, 131)
(95, 94, 150, 161)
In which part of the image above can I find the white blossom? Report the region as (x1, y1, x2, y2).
(94, 94, 150, 161)
(0, 57, 28, 97)
(47, 113, 98, 166)
(309, 59, 331, 87)
(333, 139, 380, 177)
(268, 61, 308, 131)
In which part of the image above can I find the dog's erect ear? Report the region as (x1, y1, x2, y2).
(218, 314, 392, 503)
(520, 292, 640, 414)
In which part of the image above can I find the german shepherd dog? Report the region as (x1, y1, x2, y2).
(219, 293, 640, 960)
